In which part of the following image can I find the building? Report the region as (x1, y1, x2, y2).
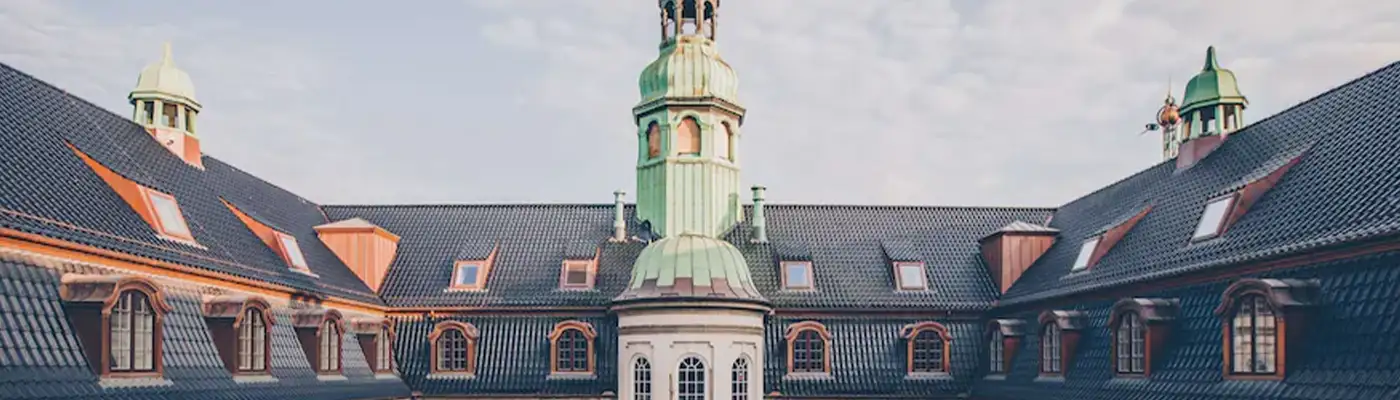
(1, 1, 1399, 399)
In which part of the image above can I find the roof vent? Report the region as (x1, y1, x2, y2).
(750, 186, 768, 243)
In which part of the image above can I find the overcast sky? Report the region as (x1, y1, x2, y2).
(2, 0, 1397, 207)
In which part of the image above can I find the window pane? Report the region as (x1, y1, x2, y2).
(731, 357, 748, 400)
(989, 330, 1004, 373)
(148, 192, 191, 237)
(1193, 197, 1235, 239)
(785, 264, 809, 288)
(1071, 238, 1099, 271)
(280, 235, 308, 268)
(678, 357, 706, 400)
(911, 330, 943, 372)
(456, 264, 480, 286)
(634, 358, 652, 400)
(898, 264, 925, 289)
(565, 266, 589, 286)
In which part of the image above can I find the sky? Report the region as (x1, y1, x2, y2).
(2, 0, 1397, 207)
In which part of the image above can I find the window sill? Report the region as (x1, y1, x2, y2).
(547, 372, 596, 380)
(904, 372, 952, 381)
(1033, 375, 1066, 383)
(233, 374, 279, 384)
(783, 372, 834, 381)
(426, 372, 476, 380)
(98, 376, 174, 389)
(983, 374, 1007, 381)
(316, 374, 348, 382)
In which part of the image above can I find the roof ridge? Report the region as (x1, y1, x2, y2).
(322, 203, 1058, 211)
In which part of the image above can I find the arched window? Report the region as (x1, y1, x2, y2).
(1115, 312, 1145, 374)
(1040, 323, 1061, 374)
(633, 357, 652, 400)
(989, 329, 1005, 373)
(903, 322, 950, 374)
(110, 290, 157, 373)
(716, 121, 732, 160)
(678, 356, 706, 400)
(1230, 294, 1277, 374)
(549, 320, 597, 374)
(676, 117, 701, 155)
(429, 321, 478, 374)
(731, 357, 750, 400)
(319, 318, 341, 372)
(785, 321, 831, 374)
(237, 307, 268, 372)
(646, 122, 662, 159)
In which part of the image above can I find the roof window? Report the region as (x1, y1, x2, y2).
(1192, 194, 1237, 241)
(1071, 237, 1100, 272)
(275, 232, 309, 271)
(894, 261, 928, 291)
(781, 261, 814, 290)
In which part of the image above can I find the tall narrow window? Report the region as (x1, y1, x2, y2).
(1040, 324, 1061, 374)
(786, 322, 831, 374)
(1115, 312, 1145, 375)
(646, 122, 662, 159)
(549, 321, 597, 375)
(989, 330, 1005, 373)
(143, 102, 155, 124)
(237, 307, 267, 372)
(732, 357, 749, 400)
(1230, 295, 1277, 374)
(716, 121, 732, 160)
(678, 357, 706, 400)
(436, 329, 469, 371)
(376, 326, 393, 373)
(676, 117, 701, 155)
(633, 357, 652, 400)
(162, 103, 179, 128)
(1201, 107, 1217, 134)
(1224, 106, 1237, 130)
(319, 319, 341, 373)
(110, 290, 156, 373)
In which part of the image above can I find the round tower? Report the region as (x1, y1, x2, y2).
(1179, 46, 1247, 140)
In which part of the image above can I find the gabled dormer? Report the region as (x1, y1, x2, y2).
(980, 221, 1058, 294)
(559, 239, 600, 290)
(129, 43, 204, 169)
(881, 239, 928, 291)
(222, 199, 313, 275)
(448, 242, 499, 291)
(68, 142, 200, 247)
(773, 241, 814, 291)
(314, 218, 401, 292)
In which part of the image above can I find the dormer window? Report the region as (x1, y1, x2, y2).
(780, 261, 814, 290)
(1071, 237, 1100, 272)
(894, 261, 927, 291)
(274, 232, 309, 271)
(1192, 194, 1238, 241)
(144, 188, 194, 241)
(59, 275, 174, 378)
(452, 261, 487, 290)
(559, 260, 597, 290)
(1215, 279, 1318, 380)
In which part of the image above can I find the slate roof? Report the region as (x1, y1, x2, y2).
(323, 204, 1053, 309)
(764, 317, 980, 398)
(0, 62, 382, 305)
(999, 60, 1400, 306)
(0, 259, 410, 400)
(973, 249, 1400, 400)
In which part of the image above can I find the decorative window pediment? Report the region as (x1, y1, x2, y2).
(59, 274, 174, 378)
(1037, 310, 1087, 376)
(549, 320, 597, 375)
(1215, 278, 1318, 380)
(901, 322, 951, 375)
(1108, 298, 1178, 377)
(986, 319, 1024, 375)
(292, 309, 344, 375)
(349, 318, 395, 374)
(784, 321, 832, 375)
(201, 295, 274, 374)
(430, 320, 478, 375)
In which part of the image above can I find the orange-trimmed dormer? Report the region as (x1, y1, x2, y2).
(222, 199, 313, 275)
(559, 240, 600, 290)
(448, 243, 500, 291)
(1070, 206, 1152, 272)
(67, 143, 198, 246)
(314, 218, 401, 293)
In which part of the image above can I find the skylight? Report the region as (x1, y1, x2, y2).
(559, 260, 595, 290)
(145, 189, 192, 239)
(782, 261, 813, 290)
(1071, 237, 1100, 271)
(895, 262, 927, 290)
(454, 262, 483, 289)
(277, 233, 308, 270)
(1193, 195, 1237, 240)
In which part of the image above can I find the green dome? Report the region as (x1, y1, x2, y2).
(613, 233, 765, 304)
(1181, 46, 1248, 112)
(638, 35, 739, 103)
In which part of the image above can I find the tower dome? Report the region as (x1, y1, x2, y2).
(613, 233, 766, 305)
(638, 35, 739, 102)
(130, 43, 200, 110)
(1181, 46, 1247, 112)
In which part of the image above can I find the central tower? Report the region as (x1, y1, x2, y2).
(634, 0, 746, 238)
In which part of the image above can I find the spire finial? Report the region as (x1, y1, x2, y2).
(161, 42, 174, 66)
(1165, 76, 1175, 103)
(1203, 45, 1219, 70)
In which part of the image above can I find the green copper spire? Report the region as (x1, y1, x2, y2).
(633, 0, 745, 239)
(1179, 46, 1249, 140)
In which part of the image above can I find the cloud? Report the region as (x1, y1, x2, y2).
(3, 0, 1398, 207)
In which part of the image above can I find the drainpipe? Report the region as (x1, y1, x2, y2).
(751, 185, 768, 243)
(612, 190, 627, 242)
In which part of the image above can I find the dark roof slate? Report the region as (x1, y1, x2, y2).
(764, 317, 978, 399)
(1000, 61, 1400, 306)
(0, 259, 411, 400)
(323, 204, 1054, 309)
(0, 62, 381, 305)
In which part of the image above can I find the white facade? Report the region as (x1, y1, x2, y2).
(616, 305, 766, 400)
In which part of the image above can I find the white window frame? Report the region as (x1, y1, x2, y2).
(1192, 194, 1238, 241)
(1071, 237, 1101, 271)
(894, 261, 928, 291)
(275, 231, 309, 270)
(143, 188, 193, 240)
(781, 261, 814, 290)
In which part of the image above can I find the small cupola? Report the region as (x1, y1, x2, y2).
(129, 43, 204, 168)
(1174, 46, 1249, 169)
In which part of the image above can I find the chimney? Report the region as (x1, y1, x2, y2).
(751, 186, 768, 243)
(980, 221, 1057, 294)
(611, 190, 627, 242)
